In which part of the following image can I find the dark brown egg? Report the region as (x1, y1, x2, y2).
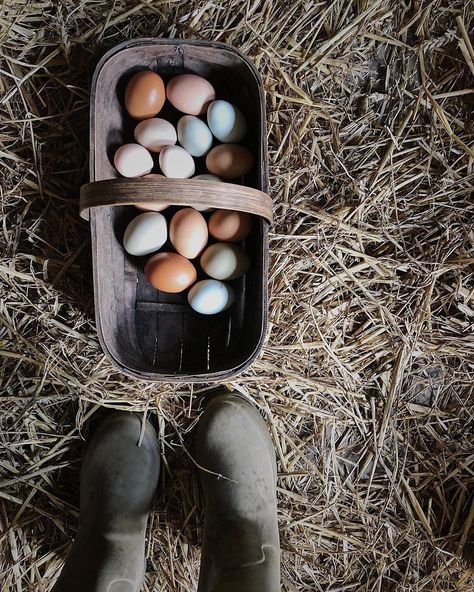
(205, 144, 255, 179)
(125, 71, 166, 120)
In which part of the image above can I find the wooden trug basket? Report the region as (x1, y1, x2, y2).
(80, 39, 272, 382)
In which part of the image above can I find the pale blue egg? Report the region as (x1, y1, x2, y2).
(207, 100, 247, 143)
(177, 115, 213, 157)
(188, 279, 235, 315)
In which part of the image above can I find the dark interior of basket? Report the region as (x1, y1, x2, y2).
(91, 42, 268, 378)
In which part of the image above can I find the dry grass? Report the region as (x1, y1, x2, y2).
(1, 0, 474, 590)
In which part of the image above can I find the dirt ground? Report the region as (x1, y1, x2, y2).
(1, 1, 473, 590)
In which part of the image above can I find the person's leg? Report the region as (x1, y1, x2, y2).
(196, 392, 280, 592)
(52, 412, 160, 592)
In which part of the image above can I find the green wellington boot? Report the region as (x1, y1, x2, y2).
(196, 392, 280, 592)
(52, 411, 160, 592)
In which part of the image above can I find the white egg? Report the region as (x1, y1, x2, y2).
(123, 212, 167, 256)
(207, 100, 247, 143)
(114, 144, 153, 178)
(200, 243, 250, 280)
(159, 145, 195, 178)
(177, 115, 213, 157)
(188, 279, 235, 315)
(134, 118, 177, 152)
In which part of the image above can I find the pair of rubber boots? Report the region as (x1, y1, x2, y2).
(52, 392, 280, 592)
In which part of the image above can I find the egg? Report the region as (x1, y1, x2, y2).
(159, 145, 195, 178)
(188, 280, 235, 315)
(206, 144, 255, 179)
(207, 100, 247, 143)
(135, 174, 169, 212)
(208, 209, 253, 242)
(166, 74, 216, 115)
(123, 212, 167, 256)
(114, 144, 154, 178)
(193, 174, 223, 182)
(145, 252, 197, 293)
(170, 208, 208, 259)
(134, 118, 177, 152)
(177, 115, 213, 157)
(125, 71, 166, 120)
(200, 243, 250, 280)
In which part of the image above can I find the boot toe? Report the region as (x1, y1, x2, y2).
(80, 411, 160, 533)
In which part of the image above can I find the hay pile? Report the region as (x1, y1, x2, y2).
(1, 0, 473, 590)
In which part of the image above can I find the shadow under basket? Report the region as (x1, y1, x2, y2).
(80, 39, 272, 382)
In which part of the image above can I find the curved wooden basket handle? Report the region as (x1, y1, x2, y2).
(80, 177, 273, 224)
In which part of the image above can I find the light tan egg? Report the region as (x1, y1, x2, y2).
(170, 208, 208, 259)
(134, 118, 177, 152)
(166, 74, 216, 115)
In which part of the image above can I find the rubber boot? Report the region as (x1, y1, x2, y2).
(52, 411, 160, 592)
(196, 392, 280, 592)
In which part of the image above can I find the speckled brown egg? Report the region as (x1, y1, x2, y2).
(125, 71, 166, 120)
(205, 144, 254, 179)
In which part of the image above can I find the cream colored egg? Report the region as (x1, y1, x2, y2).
(134, 118, 177, 152)
(200, 243, 250, 280)
(123, 212, 167, 256)
(114, 144, 153, 178)
(177, 115, 213, 157)
(188, 279, 235, 315)
(159, 145, 195, 178)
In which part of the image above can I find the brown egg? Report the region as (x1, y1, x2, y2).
(144, 252, 197, 293)
(166, 74, 216, 115)
(208, 209, 253, 242)
(205, 144, 255, 179)
(170, 208, 208, 259)
(125, 71, 166, 120)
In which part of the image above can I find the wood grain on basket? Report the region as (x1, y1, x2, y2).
(80, 177, 273, 223)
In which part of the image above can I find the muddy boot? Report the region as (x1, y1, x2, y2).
(53, 411, 160, 592)
(196, 392, 280, 592)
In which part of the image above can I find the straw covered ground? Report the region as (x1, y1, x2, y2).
(1, 0, 474, 590)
